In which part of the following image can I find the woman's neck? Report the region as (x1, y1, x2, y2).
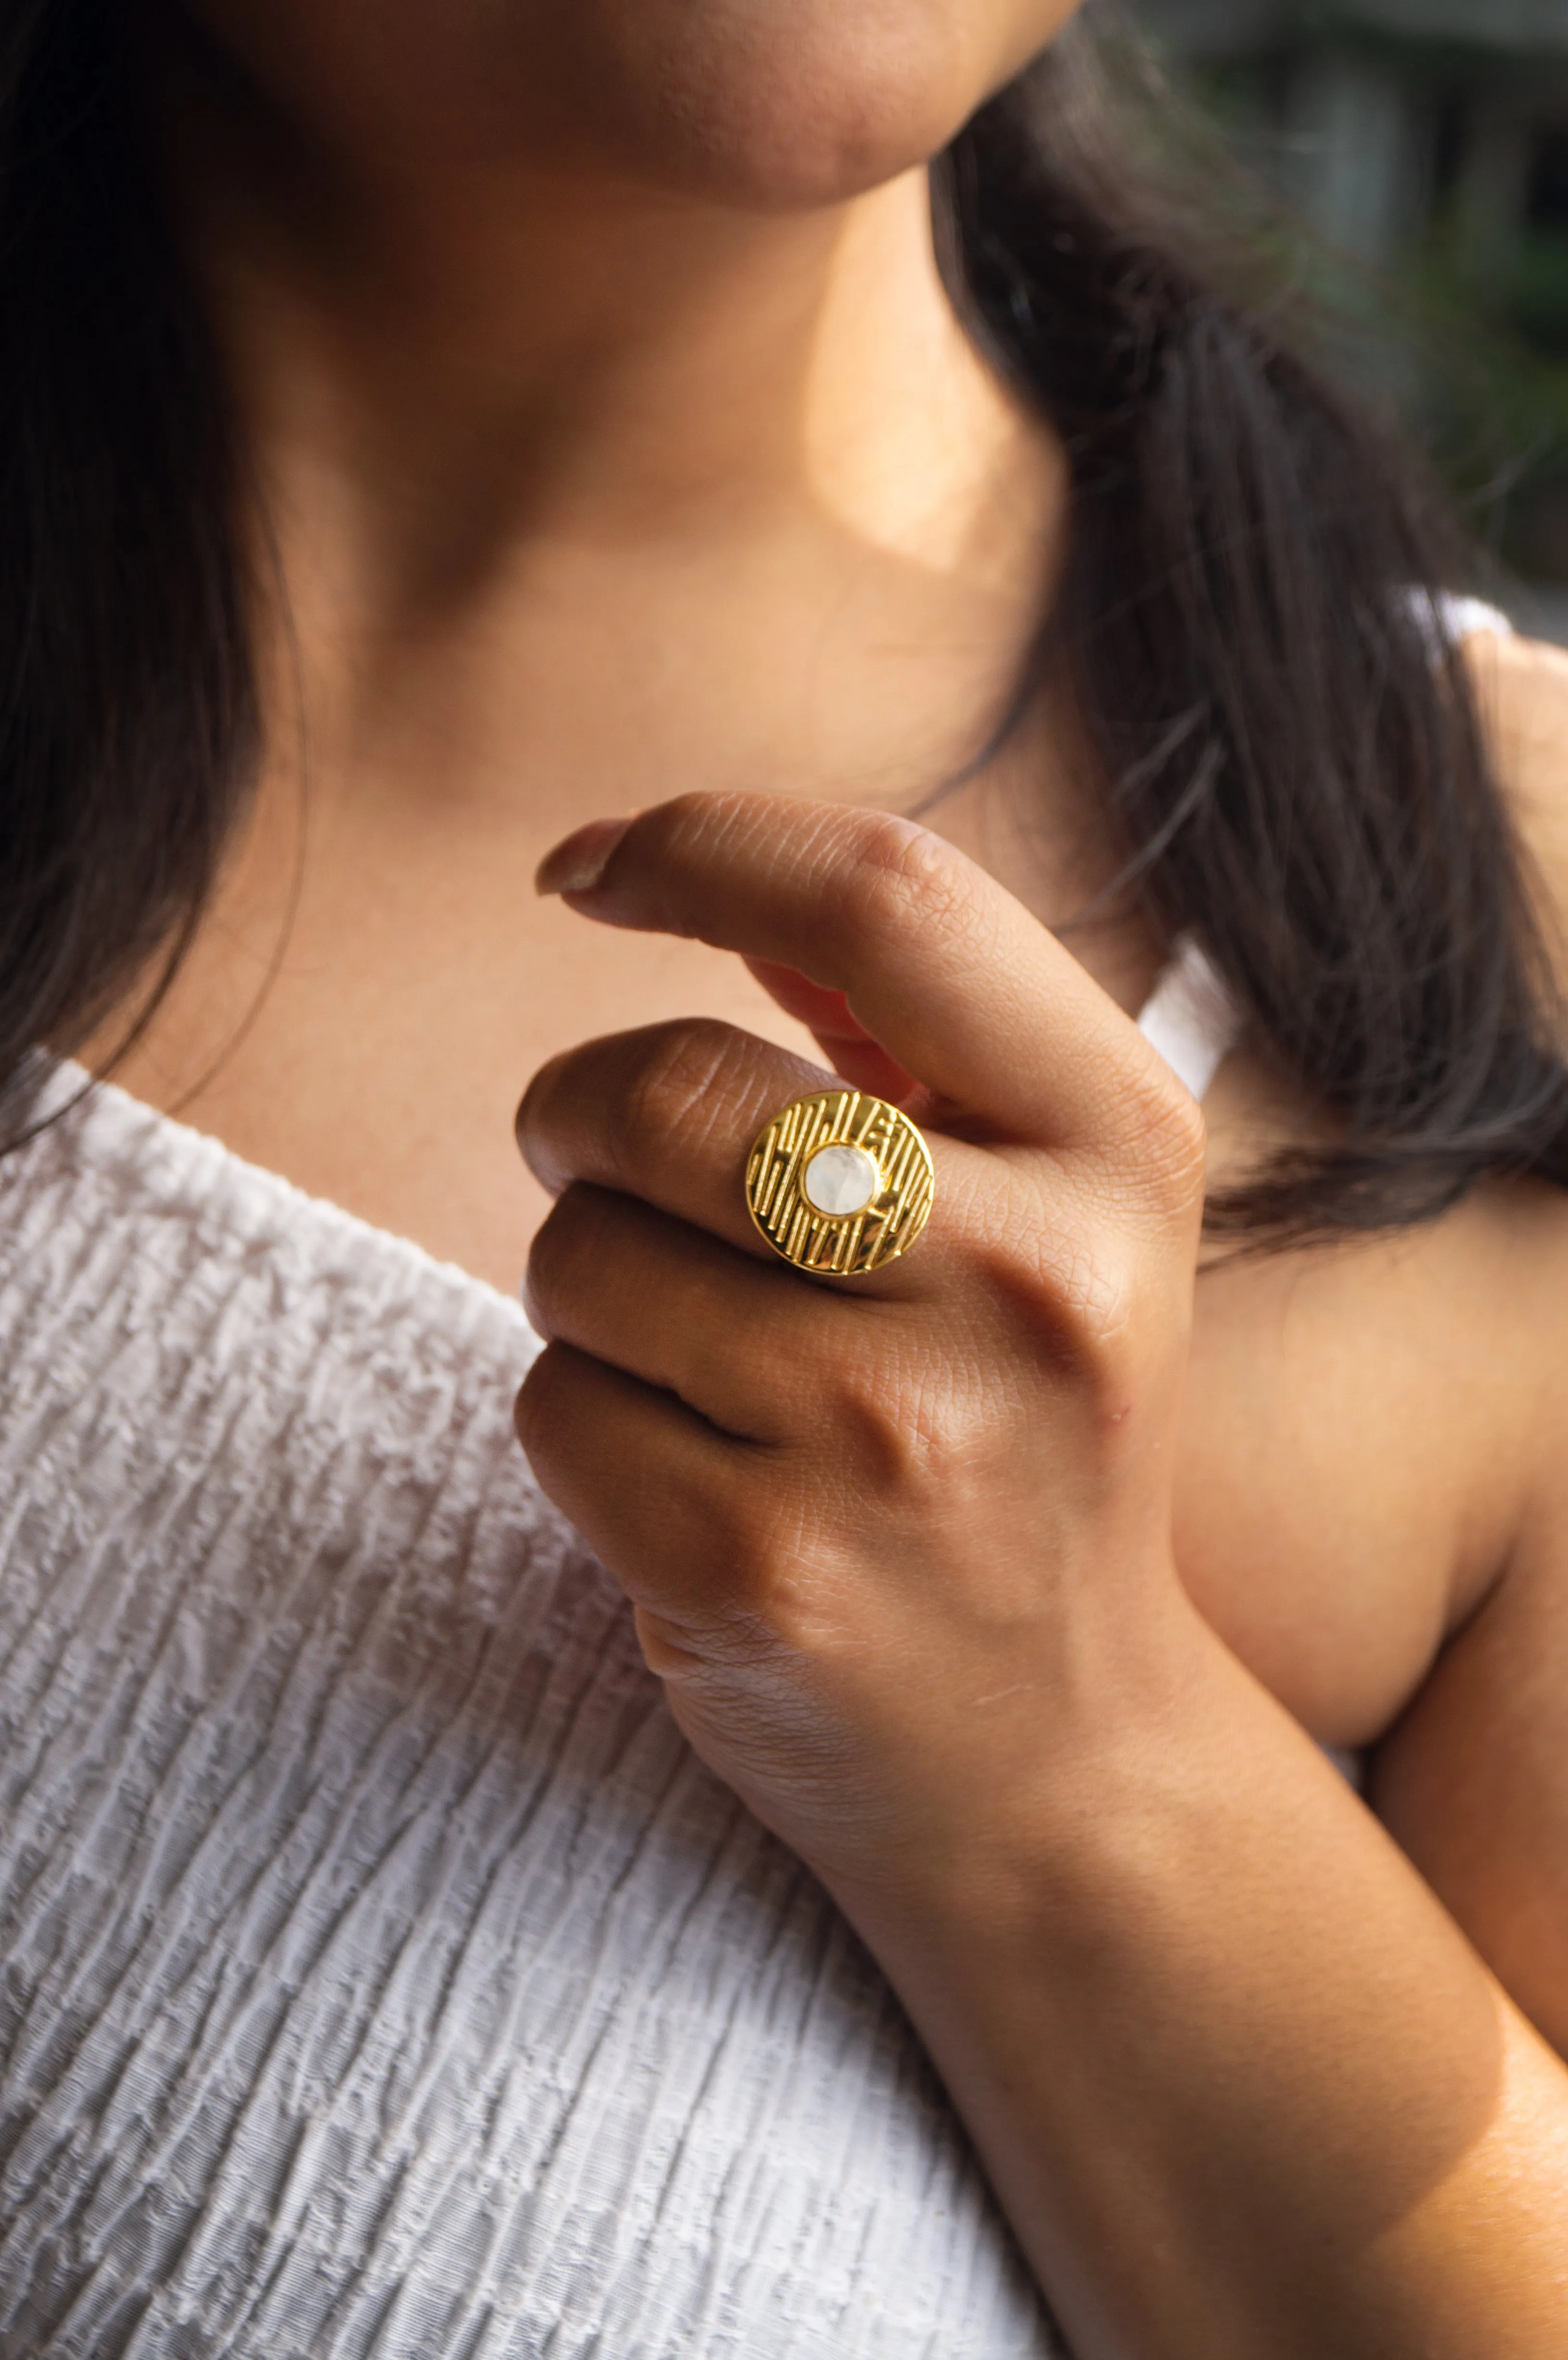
(149, 14, 1069, 826)
(87, 26, 1134, 1289)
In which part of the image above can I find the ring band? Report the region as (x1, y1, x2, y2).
(744, 1088, 935, 1276)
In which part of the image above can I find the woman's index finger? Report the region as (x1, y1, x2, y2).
(537, 791, 1187, 1161)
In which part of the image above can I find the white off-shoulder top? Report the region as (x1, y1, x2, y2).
(0, 1066, 1058, 2360)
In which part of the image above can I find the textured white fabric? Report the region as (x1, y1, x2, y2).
(1403, 589, 1515, 655)
(1136, 935, 1240, 1101)
(0, 1069, 1060, 2360)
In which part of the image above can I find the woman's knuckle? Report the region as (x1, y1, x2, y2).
(837, 814, 968, 945)
(524, 1195, 588, 1324)
(980, 1210, 1134, 1361)
(522, 1246, 561, 1337)
(826, 1346, 970, 1487)
(1147, 1071, 1209, 1191)
(1089, 1055, 1208, 1221)
(514, 1049, 587, 1192)
(621, 1018, 747, 1161)
(514, 1047, 564, 1144)
(1072, 1243, 1140, 1351)
(1143, 1092, 1209, 1222)
(513, 1352, 564, 1464)
(689, 1485, 805, 1614)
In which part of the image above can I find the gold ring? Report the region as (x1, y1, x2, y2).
(744, 1087, 935, 1276)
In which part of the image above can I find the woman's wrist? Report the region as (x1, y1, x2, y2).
(821, 1598, 1568, 2360)
(816, 1564, 1227, 1941)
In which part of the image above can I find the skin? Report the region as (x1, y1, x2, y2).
(86, 0, 1568, 2348)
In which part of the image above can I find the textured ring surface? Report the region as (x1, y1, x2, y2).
(744, 1088, 935, 1276)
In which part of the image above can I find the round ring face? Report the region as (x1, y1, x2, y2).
(745, 1088, 935, 1276)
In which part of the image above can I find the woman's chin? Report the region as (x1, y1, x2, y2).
(173, 0, 1078, 214)
(538, 0, 1059, 209)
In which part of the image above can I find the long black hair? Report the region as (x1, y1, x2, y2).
(0, 0, 256, 1126)
(4, 0, 1567, 1238)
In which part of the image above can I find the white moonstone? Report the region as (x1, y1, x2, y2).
(802, 1143, 880, 1218)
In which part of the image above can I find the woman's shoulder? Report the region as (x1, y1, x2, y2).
(1470, 627, 1568, 934)
(1356, 626, 1568, 2058)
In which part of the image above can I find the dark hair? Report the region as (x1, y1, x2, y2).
(0, 0, 257, 1128)
(3, 0, 1567, 1236)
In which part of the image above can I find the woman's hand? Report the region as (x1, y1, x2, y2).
(514, 789, 1208, 1906)
(517, 791, 1568, 2359)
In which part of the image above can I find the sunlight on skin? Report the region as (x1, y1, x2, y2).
(800, 171, 1066, 581)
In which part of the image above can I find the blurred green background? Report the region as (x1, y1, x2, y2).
(1129, 0, 1568, 635)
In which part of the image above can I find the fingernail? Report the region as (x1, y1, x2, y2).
(535, 815, 632, 898)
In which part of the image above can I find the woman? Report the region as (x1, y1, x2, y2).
(2, 0, 1567, 2351)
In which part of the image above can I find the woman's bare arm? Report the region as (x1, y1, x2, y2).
(1369, 623, 1568, 2055)
(847, 1566, 1568, 2359)
(516, 790, 1568, 2359)
(1375, 1377, 1568, 2056)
